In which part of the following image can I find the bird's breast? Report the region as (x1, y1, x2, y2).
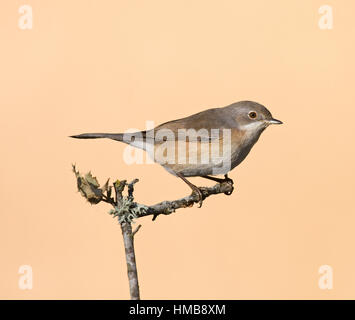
(146, 128, 259, 176)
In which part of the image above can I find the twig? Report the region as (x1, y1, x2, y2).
(72, 165, 234, 299)
(137, 180, 234, 221)
(120, 221, 140, 300)
(132, 224, 142, 237)
(127, 179, 139, 199)
(111, 180, 140, 300)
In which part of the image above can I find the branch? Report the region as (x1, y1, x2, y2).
(113, 179, 140, 299)
(72, 164, 234, 299)
(132, 224, 142, 237)
(120, 221, 140, 300)
(137, 180, 234, 221)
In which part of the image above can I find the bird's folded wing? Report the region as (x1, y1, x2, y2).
(152, 107, 236, 142)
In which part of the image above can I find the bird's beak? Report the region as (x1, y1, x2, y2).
(268, 118, 283, 125)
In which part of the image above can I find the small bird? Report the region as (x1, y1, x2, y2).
(71, 101, 282, 206)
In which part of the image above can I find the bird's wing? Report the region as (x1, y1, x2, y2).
(152, 108, 235, 142)
(71, 108, 236, 146)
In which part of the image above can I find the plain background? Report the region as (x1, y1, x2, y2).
(1, 0, 354, 299)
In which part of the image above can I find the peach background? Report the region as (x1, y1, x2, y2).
(1, 0, 354, 299)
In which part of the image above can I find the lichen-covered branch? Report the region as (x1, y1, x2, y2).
(137, 181, 234, 220)
(72, 164, 234, 299)
(120, 221, 140, 300)
(72, 165, 141, 300)
(72, 164, 234, 221)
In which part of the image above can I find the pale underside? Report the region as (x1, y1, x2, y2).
(125, 128, 258, 177)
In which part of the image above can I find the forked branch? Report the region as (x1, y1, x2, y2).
(72, 165, 234, 299)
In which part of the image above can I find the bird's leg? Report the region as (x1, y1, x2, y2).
(176, 173, 203, 208)
(200, 174, 234, 195)
(201, 174, 233, 184)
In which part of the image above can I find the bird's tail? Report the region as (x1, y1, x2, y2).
(70, 133, 124, 141)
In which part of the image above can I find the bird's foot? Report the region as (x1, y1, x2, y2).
(191, 185, 203, 208)
(222, 174, 234, 195)
(200, 174, 234, 195)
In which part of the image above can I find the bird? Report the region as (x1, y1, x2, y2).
(71, 101, 282, 206)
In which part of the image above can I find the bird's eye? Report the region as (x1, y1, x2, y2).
(248, 111, 257, 119)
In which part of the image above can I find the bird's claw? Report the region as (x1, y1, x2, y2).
(224, 186, 234, 196)
(223, 175, 234, 195)
(192, 187, 203, 208)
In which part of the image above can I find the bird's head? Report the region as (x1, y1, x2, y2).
(226, 101, 282, 133)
